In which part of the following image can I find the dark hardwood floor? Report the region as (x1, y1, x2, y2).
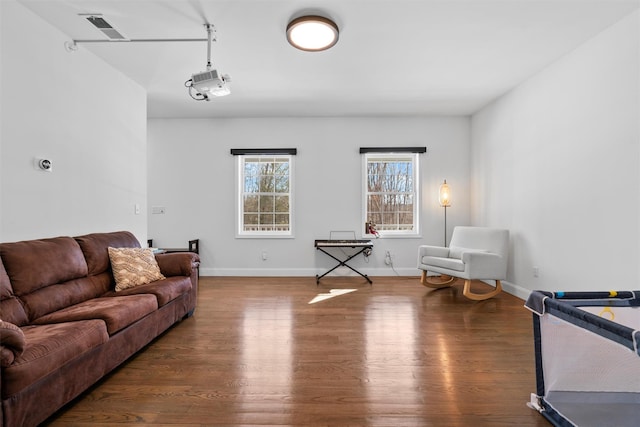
(44, 276, 549, 426)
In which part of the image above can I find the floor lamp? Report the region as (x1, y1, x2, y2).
(439, 180, 451, 247)
(423, 179, 454, 286)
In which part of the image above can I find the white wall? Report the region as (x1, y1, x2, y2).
(148, 117, 470, 276)
(471, 11, 640, 297)
(0, 1, 148, 243)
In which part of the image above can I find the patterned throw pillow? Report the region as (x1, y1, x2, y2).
(108, 247, 166, 291)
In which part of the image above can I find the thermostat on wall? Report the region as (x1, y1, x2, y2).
(36, 158, 52, 171)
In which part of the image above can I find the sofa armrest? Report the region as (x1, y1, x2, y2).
(155, 252, 200, 277)
(0, 320, 25, 367)
(462, 251, 507, 279)
(417, 245, 450, 267)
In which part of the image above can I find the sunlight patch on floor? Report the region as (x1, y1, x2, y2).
(308, 289, 358, 304)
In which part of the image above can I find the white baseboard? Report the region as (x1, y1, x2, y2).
(500, 280, 532, 301)
(474, 279, 530, 301)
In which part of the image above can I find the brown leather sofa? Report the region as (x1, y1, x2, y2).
(0, 231, 199, 427)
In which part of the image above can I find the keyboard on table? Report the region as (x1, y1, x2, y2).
(314, 239, 372, 247)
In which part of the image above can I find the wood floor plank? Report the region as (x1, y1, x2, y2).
(43, 276, 549, 426)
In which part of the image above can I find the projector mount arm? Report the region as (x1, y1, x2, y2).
(205, 24, 215, 70)
(186, 23, 231, 101)
(185, 24, 217, 101)
(66, 21, 229, 102)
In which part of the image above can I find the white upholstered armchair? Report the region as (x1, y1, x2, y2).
(417, 226, 509, 300)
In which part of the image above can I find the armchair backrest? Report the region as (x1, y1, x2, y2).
(449, 226, 509, 259)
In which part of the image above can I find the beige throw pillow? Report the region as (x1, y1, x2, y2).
(108, 247, 165, 291)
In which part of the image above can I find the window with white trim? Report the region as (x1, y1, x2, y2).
(363, 152, 420, 237)
(237, 154, 293, 237)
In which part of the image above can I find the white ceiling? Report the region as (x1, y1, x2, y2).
(18, 0, 640, 118)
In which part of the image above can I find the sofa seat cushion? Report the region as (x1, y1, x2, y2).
(103, 276, 191, 307)
(1, 320, 109, 398)
(421, 255, 465, 272)
(32, 294, 158, 335)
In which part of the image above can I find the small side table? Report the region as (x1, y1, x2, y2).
(148, 239, 199, 254)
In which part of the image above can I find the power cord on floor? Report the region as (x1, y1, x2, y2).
(384, 250, 400, 276)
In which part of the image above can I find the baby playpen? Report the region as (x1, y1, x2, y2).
(525, 290, 640, 427)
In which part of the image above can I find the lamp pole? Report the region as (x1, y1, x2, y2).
(444, 205, 447, 247)
(439, 180, 451, 247)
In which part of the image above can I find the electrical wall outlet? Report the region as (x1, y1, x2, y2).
(261, 251, 268, 261)
(533, 266, 540, 278)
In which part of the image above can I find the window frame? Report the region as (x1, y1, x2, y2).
(362, 152, 421, 238)
(236, 154, 294, 238)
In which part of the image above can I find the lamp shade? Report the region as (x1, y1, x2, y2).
(286, 16, 339, 51)
(439, 180, 451, 207)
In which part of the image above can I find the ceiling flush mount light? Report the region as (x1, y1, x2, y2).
(286, 15, 339, 51)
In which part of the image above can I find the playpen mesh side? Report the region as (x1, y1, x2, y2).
(527, 291, 640, 427)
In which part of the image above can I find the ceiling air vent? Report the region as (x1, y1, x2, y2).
(84, 15, 126, 40)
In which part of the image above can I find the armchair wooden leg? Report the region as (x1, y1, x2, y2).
(421, 270, 455, 288)
(463, 279, 503, 300)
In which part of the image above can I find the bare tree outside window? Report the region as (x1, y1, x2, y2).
(240, 156, 292, 235)
(364, 153, 419, 235)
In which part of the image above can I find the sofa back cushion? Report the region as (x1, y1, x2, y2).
(0, 237, 90, 322)
(0, 256, 29, 326)
(21, 275, 113, 321)
(75, 231, 141, 276)
(0, 237, 88, 296)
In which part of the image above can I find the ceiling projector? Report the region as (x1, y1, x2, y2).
(191, 69, 230, 99)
